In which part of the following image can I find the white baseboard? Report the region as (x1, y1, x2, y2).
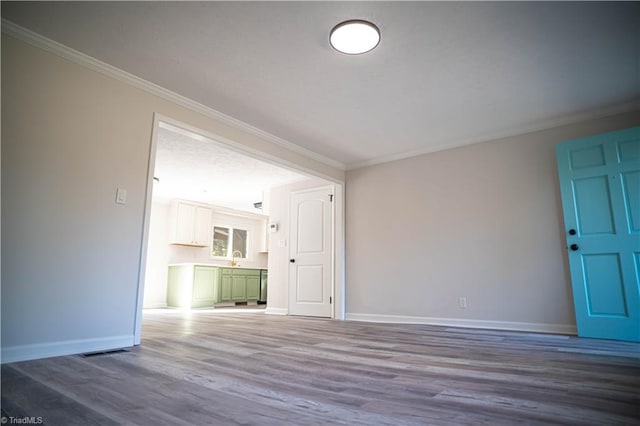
(265, 307, 288, 316)
(1, 335, 135, 364)
(345, 313, 577, 335)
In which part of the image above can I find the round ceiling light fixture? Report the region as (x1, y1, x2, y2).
(330, 20, 380, 55)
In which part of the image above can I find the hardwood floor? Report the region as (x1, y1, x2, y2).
(2, 309, 639, 425)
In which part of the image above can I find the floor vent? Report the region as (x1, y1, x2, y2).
(81, 349, 128, 358)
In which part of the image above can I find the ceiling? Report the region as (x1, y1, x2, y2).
(2, 2, 639, 169)
(154, 122, 308, 213)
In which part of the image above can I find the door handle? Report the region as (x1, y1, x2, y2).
(290, 259, 296, 263)
(570, 244, 579, 251)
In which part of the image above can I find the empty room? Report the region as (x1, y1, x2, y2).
(1, 2, 639, 425)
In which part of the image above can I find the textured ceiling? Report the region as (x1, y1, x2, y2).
(153, 122, 308, 212)
(2, 2, 639, 169)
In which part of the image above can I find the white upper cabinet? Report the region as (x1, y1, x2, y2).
(170, 201, 212, 246)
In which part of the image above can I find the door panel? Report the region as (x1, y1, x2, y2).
(569, 144, 606, 169)
(618, 138, 640, 162)
(289, 186, 333, 317)
(296, 265, 324, 303)
(556, 127, 640, 342)
(621, 171, 640, 233)
(572, 176, 615, 235)
(582, 254, 627, 316)
(298, 200, 325, 253)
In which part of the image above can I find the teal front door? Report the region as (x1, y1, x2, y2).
(556, 127, 640, 342)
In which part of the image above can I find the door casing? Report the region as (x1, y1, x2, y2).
(133, 114, 346, 343)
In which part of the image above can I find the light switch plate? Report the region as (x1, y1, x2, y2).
(116, 188, 127, 205)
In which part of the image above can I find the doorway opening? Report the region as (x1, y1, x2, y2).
(133, 115, 344, 343)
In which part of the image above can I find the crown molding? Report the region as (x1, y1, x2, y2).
(347, 100, 640, 170)
(5, 18, 636, 173)
(1, 18, 346, 171)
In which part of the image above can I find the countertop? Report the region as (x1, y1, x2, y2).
(168, 263, 266, 270)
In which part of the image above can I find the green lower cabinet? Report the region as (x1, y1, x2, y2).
(218, 268, 261, 303)
(192, 266, 217, 308)
(167, 265, 263, 308)
(167, 264, 219, 309)
(246, 275, 260, 300)
(232, 276, 246, 301)
(220, 274, 232, 302)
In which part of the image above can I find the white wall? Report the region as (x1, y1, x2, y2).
(345, 110, 640, 333)
(1, 33, 344, 363)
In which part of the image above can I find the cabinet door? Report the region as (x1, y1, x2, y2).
(193, 206, 212, 245)
(220, 274, 232, 302)
(167, 265, 190, 308)
(192, 266, 216, 308)
(231, 275, 246, 301)
(171, 202, 211, 246)
(174, 203, 196, 244)
(246, 275, 260, 300)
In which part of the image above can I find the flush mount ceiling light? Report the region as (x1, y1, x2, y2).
(330, 20, 380, 55)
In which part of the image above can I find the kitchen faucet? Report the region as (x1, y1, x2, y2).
(231, 250, 243, 267)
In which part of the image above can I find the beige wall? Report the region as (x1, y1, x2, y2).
(345, 110, 640, 333)
(1, 34, 344, 362)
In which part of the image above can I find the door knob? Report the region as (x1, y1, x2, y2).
(290, 259, 296, 263)
(570, 244, 579, 251)
(568, 229, 577, 235)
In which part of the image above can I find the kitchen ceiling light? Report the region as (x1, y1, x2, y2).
(330, 20, 380, 55)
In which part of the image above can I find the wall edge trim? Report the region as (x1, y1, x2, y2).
(345, 313, 577, 335)
(1, 335, 135, 364)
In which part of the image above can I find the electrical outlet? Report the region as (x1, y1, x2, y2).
(458, 297, 467, 309)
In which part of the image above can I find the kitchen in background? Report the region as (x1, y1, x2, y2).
(142, 121, 308, 311)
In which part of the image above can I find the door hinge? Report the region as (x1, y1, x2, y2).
(329, 194, 334, 202)
(329, 296, 332, 304)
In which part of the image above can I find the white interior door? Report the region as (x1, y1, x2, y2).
(289, 186, 333, 317)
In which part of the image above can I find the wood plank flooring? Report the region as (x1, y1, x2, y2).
(2, 309, 639, 425)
